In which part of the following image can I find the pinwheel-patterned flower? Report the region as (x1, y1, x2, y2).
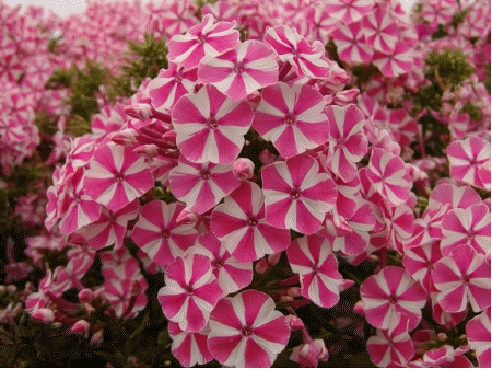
(131, 200, 198, 268)
(210, 182, 291, 263)
(330, 22, 374, 64)
(168, 155, 241, 214)
(323, 0, 374, 24)
(252, 82, 329, 159)
(261, 154, 338, 234)
(432, 243, 491, 313)
(325, 104, 367, 182)
(84, 143, 154, 212)
(372, 42, 414, 78)
(188, 231, 253, 295)
(102, 275, 149, 319)
(158, 254, 223, 333)
(422, 345, 472, 367)
(360, 266, 427, 330)
(441, 203, 491, 256)
(402, 242, 442, 294)
(447, 136, 491, 189)
(363, 147, 412, 206)
(172, 84, 254, 164)
(78, 200, 139, 251)
(263, 25, 331, 79)
(208, 289, 291, 367)
(198, 40, 278, 101)
(168, 322, 213, 368)
(287, 234, 343, 308)
(466, 307, 491, 368)
(167, 14, 238, 69)
(428, 183, 482, 210)
(366, 313, 415, 368)
(362, 3, 398, 54)
(147, 62, 198, 114)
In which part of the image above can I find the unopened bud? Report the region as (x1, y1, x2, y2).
(78, 288, 94, 304)
(133, 144, 159, 160)
(176, 207, 199, 225)
(109, 128, 138, 146)
(279, 295, 294, 303)
(287, 287, 302, 298)
(285, 314, 305, 331)
(32, 308, 55, 323)
(255, 257, 268, 275)
(338, 279, 355, 291)
(353, 300, 364, 315)
(91, 330, 104, 346)
(71, 320, 90, 335)
(259, 149, 276, 165)
(233, 158, 255, 181)
(162, 130, 177, 144)
(334, 88, 359, 104)
(125, 103, 154, 120)
(267, 253, 281, 266)
(436, 333, 447, 342)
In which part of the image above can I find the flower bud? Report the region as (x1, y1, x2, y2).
(353, 300, 364, 315)
(436, 332, 447, 342)
(78, 288, 94, 304)
(176, 207, 199, 225)
(233, 158, 255, 181)
(71, 320, 90, 335)
(259, 149, 276, 165)
(290, 339, 329, 368)
(125, 103, 154, 120)
(109, 128, 138, 146)
(255, 257, 268, 275)
(32, 308, 55, 323)
(267, 253, 281, 267)
(285, 314, 305, 331)
(287, 287, 302, 298)
(91, 330, 104, 346)
(133, 144, 159, 160)
(162, 130, 177, 144)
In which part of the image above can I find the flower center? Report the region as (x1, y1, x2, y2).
(462, 274, 470, 284)
(115, 173, 124, 183)
(186, 286, 195, 296)
(197, 34, 208, 44)
(234, 61, 245, 74)
(161, 229, 170, 238)
(284, 113, 296, 125)
(248, 216, 258, 227)
(388, 294, 398, 304)
(207, 116, 219, 129)
(200, 169, 211, 180)
(212, 257, 224, 268)
(291, 187, 301, 199)
(241, 326, 253, 336)
(312, 265, 319, 274)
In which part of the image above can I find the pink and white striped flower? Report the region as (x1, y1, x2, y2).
(131, 200, 198, 268)
(441, 204, 491, 256)
(402, 242, 442, 294)
(263, 25, 331, 79)
(325, 104, 367, 182)
(447, 136, 491, 189)
(428, 183, 482, 211)
(330, 22, 374, 64)
(167, 14, 238, 69)
(172, 84, 254, 163)
(207, 289, 291, 367)
(198, 40, 279, 101)
(432, 243, 491, 313)
(252, 82, 329, 159)
(78, 200, 139, 251)
(287, 234, 343, 308)
(157, 254, 223, 333)
(466, 307, 491, 368)
(372, 42, 414, 78)
(322, 0, 374, 24)
(188, 231, 253, 295)
(367, 313, 415, 368)
(363, 147, 412, 206)
(362, 3, 399, 54)
(102, 274, 149, 319)
(147, 62, 198, 114)
(168, 155, 241, 214)
(261, 154, 338, 234)
(168, 322, 213, 367)
(360, 266, 427, 330)
(210, 181, 291, 263)
(83, 143, 154, 212)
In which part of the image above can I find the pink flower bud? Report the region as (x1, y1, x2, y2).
(71, 320, 90, 335)
(279, 295, 294, 303)
(334, 88, 359, 105)
(259, 149, 276, 165)
(109, 128, 138, 146)
(338, 279, 355, 291)
(437, 333, 447, 342)
(353, 300, 364, 315)
(233, 158, 255, 181)
(91, 330, 104, 346)
(287, 287, 302, 298)
(133, 144, 159, 160)
(176, 207, 199, 225)
(78, 289, 94, 304)
(255, 257, 268, 275)
(124, 103, 154, 120)
(32, 308, 55, 323)
(162, 130, 177, 144)
(285, 314, 305, 331)
(267, 253, 281, 266)
(290, 339, 329, 367)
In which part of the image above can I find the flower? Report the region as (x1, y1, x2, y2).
(466, 307, 491, 368)
(157, 254, 223, 333)
(252, 82, 329, 159)
(402, 242, 443, 294)
(287, 234, 343, 308)
(360, 266, 427, 330)
(207, 289, 291, 367)
(432, 243, 491, 313)
(210, 181, 291, 263)
(362, 3, 399, 54)
(372, 41, 414, 78)
(290, 339, 329, 368)
(330, 22, 374, 64)
(168, 322, 213, 367)
(261, 154, 338, 234)
(198, 40, 279, 101)
(131, 200, 198, 267)
(172, 83, 254, 163)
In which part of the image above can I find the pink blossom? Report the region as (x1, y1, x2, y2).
(290, 339, 329, 368)
(198, 40, 279, 101)
(325, 104, 367, 182)
(422, 345, 472, 367)
(360, 266, 427, 330)
(432, 243, 491, 313)
(261, 154, 338, 234)
(372, 41, 414, 78)
(252, 82, 329, 159)
(322, 0, 374, 24)
(466, 307, 491, 368)
(402, 242, 443, 294)
(232, 158, 255, 181)
(447, 136, 491, 189)
(168, 322, 213, 367)
(362, 3, 399, 54)
(131, 200, 198, 268)
(167, 14, 238, 69)
(102, 275, 149, 319)
(168, 154, 241, 214)
(210, 181, 291, 263)
(330, 22, 374, 64)
(31, 308, 55, 324)
(207, 289, 291, 367)
(84, 143, 154, 212)
(428, 183, 482, 210)
(287, 234, 343, 308)
(71, 320, 90, 335)
(263, 25, 331, 79)
(441, 203, 491, 256)
(157, 254, 222, 333)
(172, 84, 254, 163)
